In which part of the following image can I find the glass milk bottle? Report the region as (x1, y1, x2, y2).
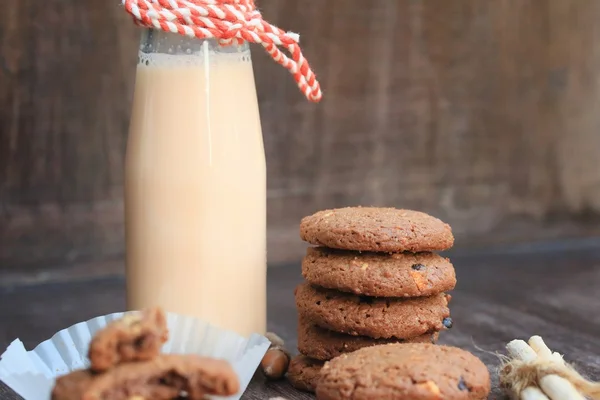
(125, 29, 266, 336)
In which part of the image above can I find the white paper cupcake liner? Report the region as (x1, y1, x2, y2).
(0, 311, 270, 400)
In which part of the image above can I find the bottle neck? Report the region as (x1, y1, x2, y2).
(139, 29, 251, 57)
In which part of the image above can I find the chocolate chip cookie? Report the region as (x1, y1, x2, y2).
(297, 315, 439, 361)
(302, 247, 456, 297)
(300, 207, 454, 252)
(51, 354, 239, 400)
(295, 282, 451, 339)
(88, 307, 168, 372)
(286, 355, 324, 393)
(317, 343, 490, 400)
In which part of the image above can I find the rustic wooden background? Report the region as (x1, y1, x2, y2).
(2, 0, 600, 284)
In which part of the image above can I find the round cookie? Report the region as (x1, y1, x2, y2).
(302, 247, 456, 297)
(295, 282, 451, 339)
(317, 343, 491, 400)
(299, 207, 454, 252)
(286, 355, 324, 393)
(297, 315, 439, 361)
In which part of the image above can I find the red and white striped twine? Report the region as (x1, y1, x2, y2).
(122, 0, 322, 102)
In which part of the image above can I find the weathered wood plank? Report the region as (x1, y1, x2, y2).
(0, 0, 137, 270)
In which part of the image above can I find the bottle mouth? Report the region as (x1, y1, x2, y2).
(140, 29, 250, 57)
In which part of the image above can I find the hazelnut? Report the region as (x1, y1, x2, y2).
(260, 348, 290, 380)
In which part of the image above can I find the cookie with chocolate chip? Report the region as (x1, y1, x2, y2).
(297, 315, 439, 361)
(302, 247, 456, 297)
(300, 207, 454, 253)
(317, 343, 490, 400)
(88, 307, 168, 372)
(295, 283, 451, 339)
(51, 354, 239, 400)
(286, 355, 324, 393)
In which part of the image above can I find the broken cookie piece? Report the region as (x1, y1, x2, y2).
(51, 354, 239, 400)
(88, 307, 168, 372)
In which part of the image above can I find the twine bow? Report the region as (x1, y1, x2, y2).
(122, 0, 322, 102)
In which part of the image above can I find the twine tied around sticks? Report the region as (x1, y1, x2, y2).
(121, 0, 322, 102)
(499, 336, 600, 400)
(500, 357, 600, 399)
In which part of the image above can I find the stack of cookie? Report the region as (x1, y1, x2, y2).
(288, 207, 456, 393)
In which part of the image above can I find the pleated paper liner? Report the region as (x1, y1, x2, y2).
(0, 311, 270, 400)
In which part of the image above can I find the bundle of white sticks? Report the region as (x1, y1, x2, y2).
(500, 335, 600, 400)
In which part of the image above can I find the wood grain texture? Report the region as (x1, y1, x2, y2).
(0, 0, 137, 270)
(1, 247, 600, 399)
(3, 0, 600, 276)
(258, 0, 600, 263)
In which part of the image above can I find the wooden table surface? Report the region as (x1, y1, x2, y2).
(1, 245, 600, 399)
